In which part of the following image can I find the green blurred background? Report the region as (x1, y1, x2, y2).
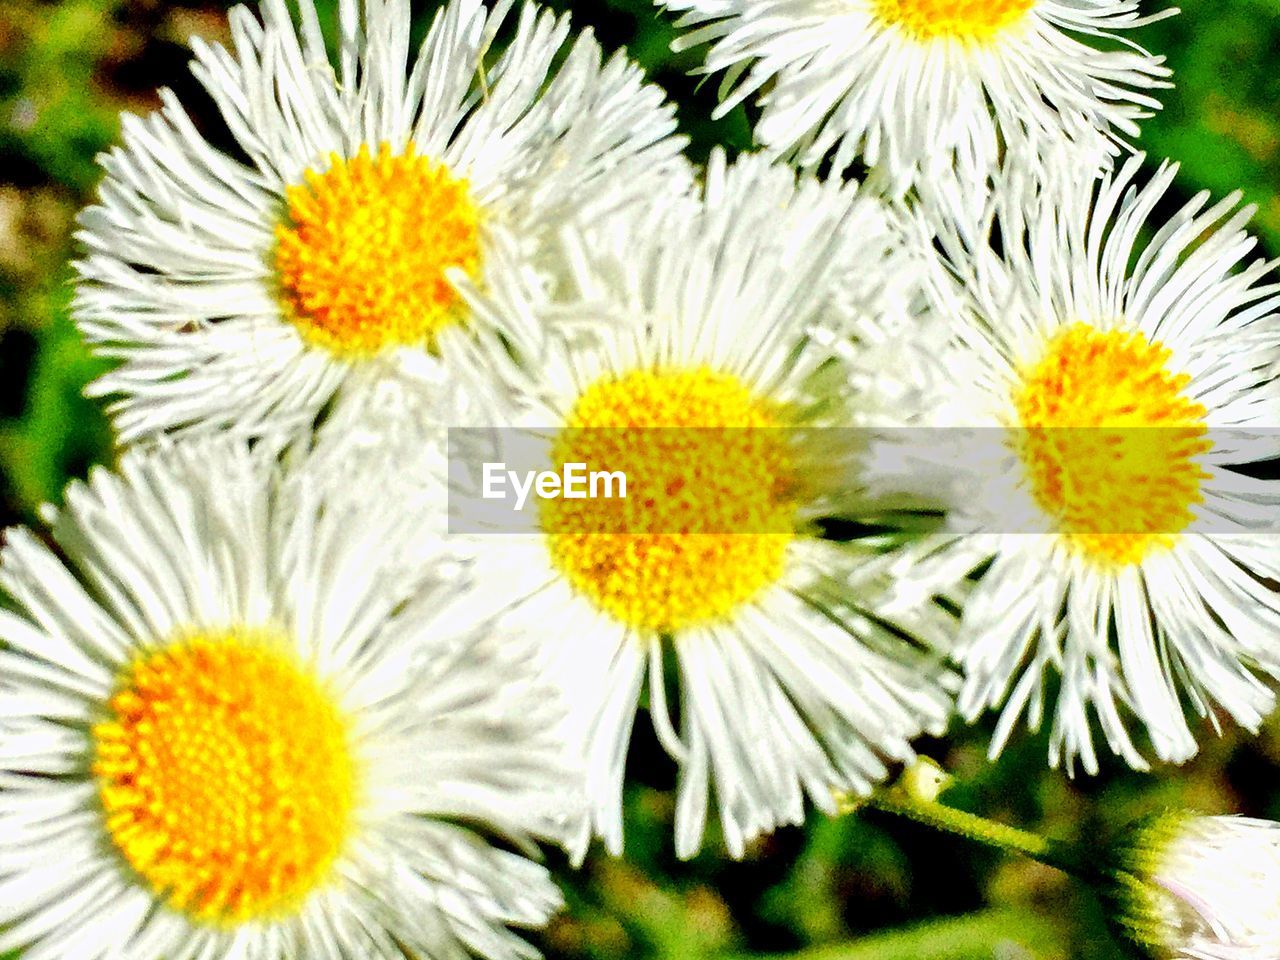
(2, 0, 1280, 957)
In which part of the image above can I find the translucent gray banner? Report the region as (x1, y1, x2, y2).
(447, 427, 1280, 535)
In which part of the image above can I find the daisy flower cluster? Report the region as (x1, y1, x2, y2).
(2, 0, 1280, 957)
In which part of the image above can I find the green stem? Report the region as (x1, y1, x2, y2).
(861, 792, 1090, 879)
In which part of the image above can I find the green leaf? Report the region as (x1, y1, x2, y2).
(0, 278, 113, 517)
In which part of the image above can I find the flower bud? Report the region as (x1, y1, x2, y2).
(1100, 813, 1280, 959)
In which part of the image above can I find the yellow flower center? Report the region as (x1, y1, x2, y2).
(872, 0, 1035, 41)
(1013, 323, 1211, 567)
(543, 367, 799, 634)
(275, 142, 481, 357)
(92, 630, 358, 925)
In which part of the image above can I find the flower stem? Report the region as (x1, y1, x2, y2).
(850, 791, 1090, 879)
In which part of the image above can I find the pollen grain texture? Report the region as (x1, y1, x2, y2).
(1013, 322, 1211, 567)
(92, 630, 358, 925)
(544, 367, 800, 634)
(275, 142, 481, 357)
(872, 0, 1036, 41)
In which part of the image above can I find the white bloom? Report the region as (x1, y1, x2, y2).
(1104, 814, 1280, 959)
(660, 0, 1173, 191)
(74, 0, 688, 444)
(0, 439, 576, 960)
(438, 151, 963, 859)
(908, 154, 1280, 773)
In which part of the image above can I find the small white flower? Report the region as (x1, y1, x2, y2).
(436, 151, 963, 859)
(74, 0, 688, 444)
(907, 154, 1280, 773)
(660, 0, 1173, 191)
(0, 439, 576, 960)
(1103, 814, 1280, 960)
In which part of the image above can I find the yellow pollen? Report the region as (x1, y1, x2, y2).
(543, 367, 799, 634)
(275, 142, 481, 357)
(92, 630, 358, 925)
(1013, 323, 1211, 567)
(872, 0, 1035, 41)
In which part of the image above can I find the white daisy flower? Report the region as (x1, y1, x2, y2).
(74, 0, 688, 443)
(910, 154, 1280, 773)
(0, 439, 576, 960)
(438, 151, 962, 859)
(1100, 813, 1280, 959)
(660, 0, 1173, 191)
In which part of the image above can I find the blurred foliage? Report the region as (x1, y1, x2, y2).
(1, 1, 1278, 958)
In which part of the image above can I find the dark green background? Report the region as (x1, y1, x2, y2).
(2, 1, 1279, 957)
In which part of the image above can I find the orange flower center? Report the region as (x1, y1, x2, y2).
(1013, 323, 1211, 567)
(93, 630, 358, 924)
(872, 0, 1035, 41)
(542, 367, 799, 633)
(275, 142, 481, 357)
